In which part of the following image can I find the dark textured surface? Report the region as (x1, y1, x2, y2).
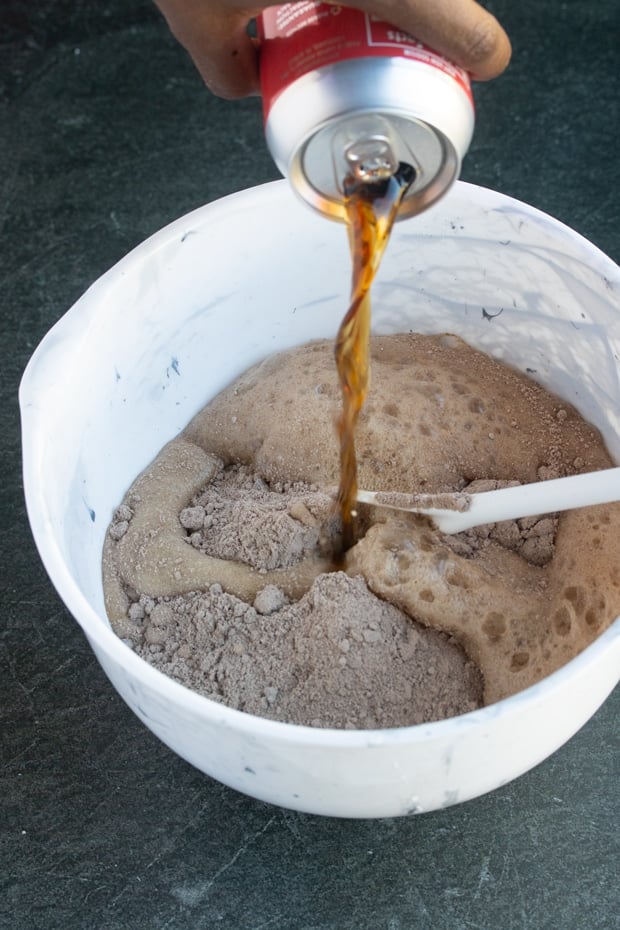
(2, 2, 619, 928)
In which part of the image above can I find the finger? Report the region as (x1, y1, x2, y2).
(155, 1, 261, 98)
(351, 0, 511, 80)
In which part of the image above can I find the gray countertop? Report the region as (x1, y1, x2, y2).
(2, 2, 619, 928)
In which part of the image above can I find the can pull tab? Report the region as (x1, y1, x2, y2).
(344, 135, 399, 184)
(332, 115, 408, 195)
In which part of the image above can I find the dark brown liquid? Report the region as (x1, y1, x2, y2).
(334, 163, 415, 554)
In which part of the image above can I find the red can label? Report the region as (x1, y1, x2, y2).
(259, 2, 472, 115)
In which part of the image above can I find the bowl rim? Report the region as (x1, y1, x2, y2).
(20, 178, 620, 747)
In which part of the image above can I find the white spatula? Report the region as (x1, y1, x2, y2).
(356, 467, 620, 534)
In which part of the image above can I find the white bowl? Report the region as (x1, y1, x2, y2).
(20, 180, 620, 818)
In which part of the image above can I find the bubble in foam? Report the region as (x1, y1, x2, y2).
(510, 651, 530, 671)
(564, 586, 587, 615)
(553, 607, 572, 636)
(482, 612, 506, 642)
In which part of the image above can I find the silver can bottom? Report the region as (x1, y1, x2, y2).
(265, 56, 475, 222)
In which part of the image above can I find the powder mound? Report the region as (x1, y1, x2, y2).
(181, 462, 339, 572)
(116, 572, 482, 729)
(103, 334, 620, 724)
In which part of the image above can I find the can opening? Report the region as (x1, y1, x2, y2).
(342, 161, 416, 200)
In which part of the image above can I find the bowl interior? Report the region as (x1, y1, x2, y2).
(21, 178, 620, 674)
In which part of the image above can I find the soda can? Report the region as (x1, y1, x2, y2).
(258, 2, 475, 221)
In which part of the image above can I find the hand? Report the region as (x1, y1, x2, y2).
(154, 0, 511, 99)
